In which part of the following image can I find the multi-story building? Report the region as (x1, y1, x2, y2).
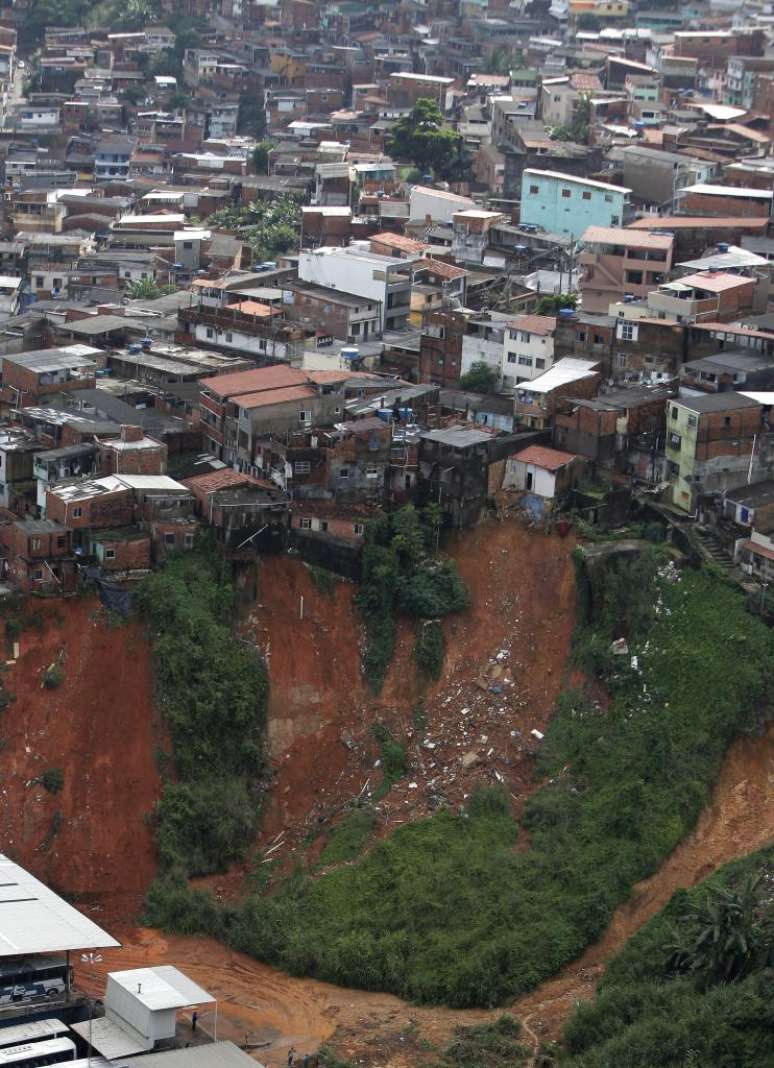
(297, 246, 413, 333)
(503, 315, 557, 387)
(665, 393, 764, 510)
(514, 357, 601, 430)
(520, 170, 630, 238)
(645, 272, 757, 324)
(579, 227, 675, 313)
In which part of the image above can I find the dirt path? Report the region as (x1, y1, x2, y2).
(511, 721, 774, 1044)
(74, 727, 774, 1066)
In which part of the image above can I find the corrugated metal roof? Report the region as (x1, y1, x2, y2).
(0, 855, 119, 955)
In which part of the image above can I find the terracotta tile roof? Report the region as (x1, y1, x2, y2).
(236, 385, 316, 409)
(371, 231, 428, 254)
(507, 314, 557, 336)
(199, 365, 306, 398)
(740, 537, 774, 562)
(231, 299, 277, 317)
(627, 216, 769, 230)
(182, 468, 272, 493)
(511, 444, 578, 470)
(420, 257, 469, 280)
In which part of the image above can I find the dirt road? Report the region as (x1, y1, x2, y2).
(75, 723, 774, 1066)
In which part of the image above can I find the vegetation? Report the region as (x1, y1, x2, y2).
(355, 505, 470, 692)
(144, 557, 773, 1011)
(552, 95, 592, 145)
(386, 98, 464, 180)
(431, 1016, 528, 1068)
(414, 619, 446, 680)
(372, 723, 408, 799)
(561, 848, 774, 1067)
(458, 361, 500, 394)
(41, 768, 64, 795)
(137, 545, 268, 877)
(126, 278, 176, 301)
(206, 195, 302, 262)
(536, 293, 577, 315)
(42, 663, 64, 689)
(252, 139, 276, 175)
(319, 808, 376, 867)
(483, 47, 524, 75)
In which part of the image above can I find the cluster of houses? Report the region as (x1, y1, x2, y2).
(0, 0, 767, 588)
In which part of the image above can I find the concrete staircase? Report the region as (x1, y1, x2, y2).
(695, 527, 734, 573)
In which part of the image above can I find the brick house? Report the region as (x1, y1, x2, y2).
(89, 528, 152, 572)
(419, 310, 465, 387)
(0, 517, 74, 593)
(98, 425, 168, 476)
(514, 358, 602, 431)
(0, 347, 99, 409)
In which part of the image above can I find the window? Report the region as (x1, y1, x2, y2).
(294, 461, 311, 474)
(298, 410, 311, 424)
(226, 332, 233, 342)
(582, 190, 591, 200)
(33, 568, 43, 581)
(183, 241, 193, 249)
(73, 506, 82, 518)
(561, 188, 571, 198)
(299, 517, 312, 529)
(353, 522, 365, 536)
(520, 331, 530, 343)
(184, 533, 195, 548)
(518, 356, 532, 366)
(576, 331, 586, 342)
(56, 536, 65, 548)
(30, 538, 40, 551)
(529, 184, 539, 194)
(724, 416, 731, 427)
(593, 334, 605, 344)
(626, 271, 643, 285)
(619, 322, 638, 342)
(104, 548, 116, 560)
(206, 327, 214, 339)
(311, 518, 328, 532)
(611, 215, 620, 226)
(35, 276, 44, 287)
(687, 415, 697, 428)
(351, 322, 360, 334)
(366, 465, 379, 478)
(53, 278, 62, 289)
(604, 194, 613, 203)
(338, 467, 350, 478)
(535, 358, 545, 369)
(507, 353, 517, 363)
(164, 533, 176, 546)
(671, 406, 678, 420)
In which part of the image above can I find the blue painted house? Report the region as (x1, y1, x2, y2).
(520, 169, 631, 238)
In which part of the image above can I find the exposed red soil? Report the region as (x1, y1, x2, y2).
(221, 517, 579, 887)
(0, 597, 162, 924)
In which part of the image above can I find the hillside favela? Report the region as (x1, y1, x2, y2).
(0, 0, 771, 1064)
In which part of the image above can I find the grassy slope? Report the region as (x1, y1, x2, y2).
(561, 847, 774, 1067)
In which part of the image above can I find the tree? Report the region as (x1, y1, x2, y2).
(126, 278, 175, 300)
(458, 361, 500, 394)
(112, 0, 161, 31)
(552, 93, 592, 144)
(168, 90, 191, 112)
(483, 46, 523, 75)
(386, 98, 463, 179)
(252, 139, 275, 175)
(536, 293, 577, 315)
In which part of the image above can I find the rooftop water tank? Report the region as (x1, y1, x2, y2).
(558, 307, 576, 319)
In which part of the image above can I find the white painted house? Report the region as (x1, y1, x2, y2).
(297, 245, 413, 332)
(503, 444, 583, 499)
(503, 314, 557, 388)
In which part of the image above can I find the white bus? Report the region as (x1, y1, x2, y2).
(0, 960, 70, 1007)
(0, 1023, 68, 1050)
(0, 1038, 76, 1066)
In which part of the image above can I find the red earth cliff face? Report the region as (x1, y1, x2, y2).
(0, 597, 162, 924)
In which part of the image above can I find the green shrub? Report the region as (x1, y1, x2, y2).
(137, 545, 268, 877)
(42, 663, 64, 689)
(561, 848, 774, 1068)
(154, 778, 260, 875)
(356, 506, 470, 692)
(41, 768, 64, 794)
(431, 1015, 527, 1068)
(5, 619, 22, 641)
(319, 808, 376, 866)
(414, 619, 446, 679)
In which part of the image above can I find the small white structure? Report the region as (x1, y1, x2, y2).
(72, 966, 215, 1058)
(503, 444, 582, 499)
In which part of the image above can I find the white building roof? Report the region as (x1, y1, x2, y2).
(677, 245, 769, 271)
(71, 1017, 147, 1059)
(108, 966, 215, 1010)
(523, 169, 631, 194)
(519, 357, 599, 394)
(679, 183, 773, 200)
(0, 855, 119, 955)
(0, 275, 21, 289)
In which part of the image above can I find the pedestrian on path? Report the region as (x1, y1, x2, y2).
(192, 1011, 198, 1033)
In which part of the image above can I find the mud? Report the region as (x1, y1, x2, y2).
(0, 598, 162, 921)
